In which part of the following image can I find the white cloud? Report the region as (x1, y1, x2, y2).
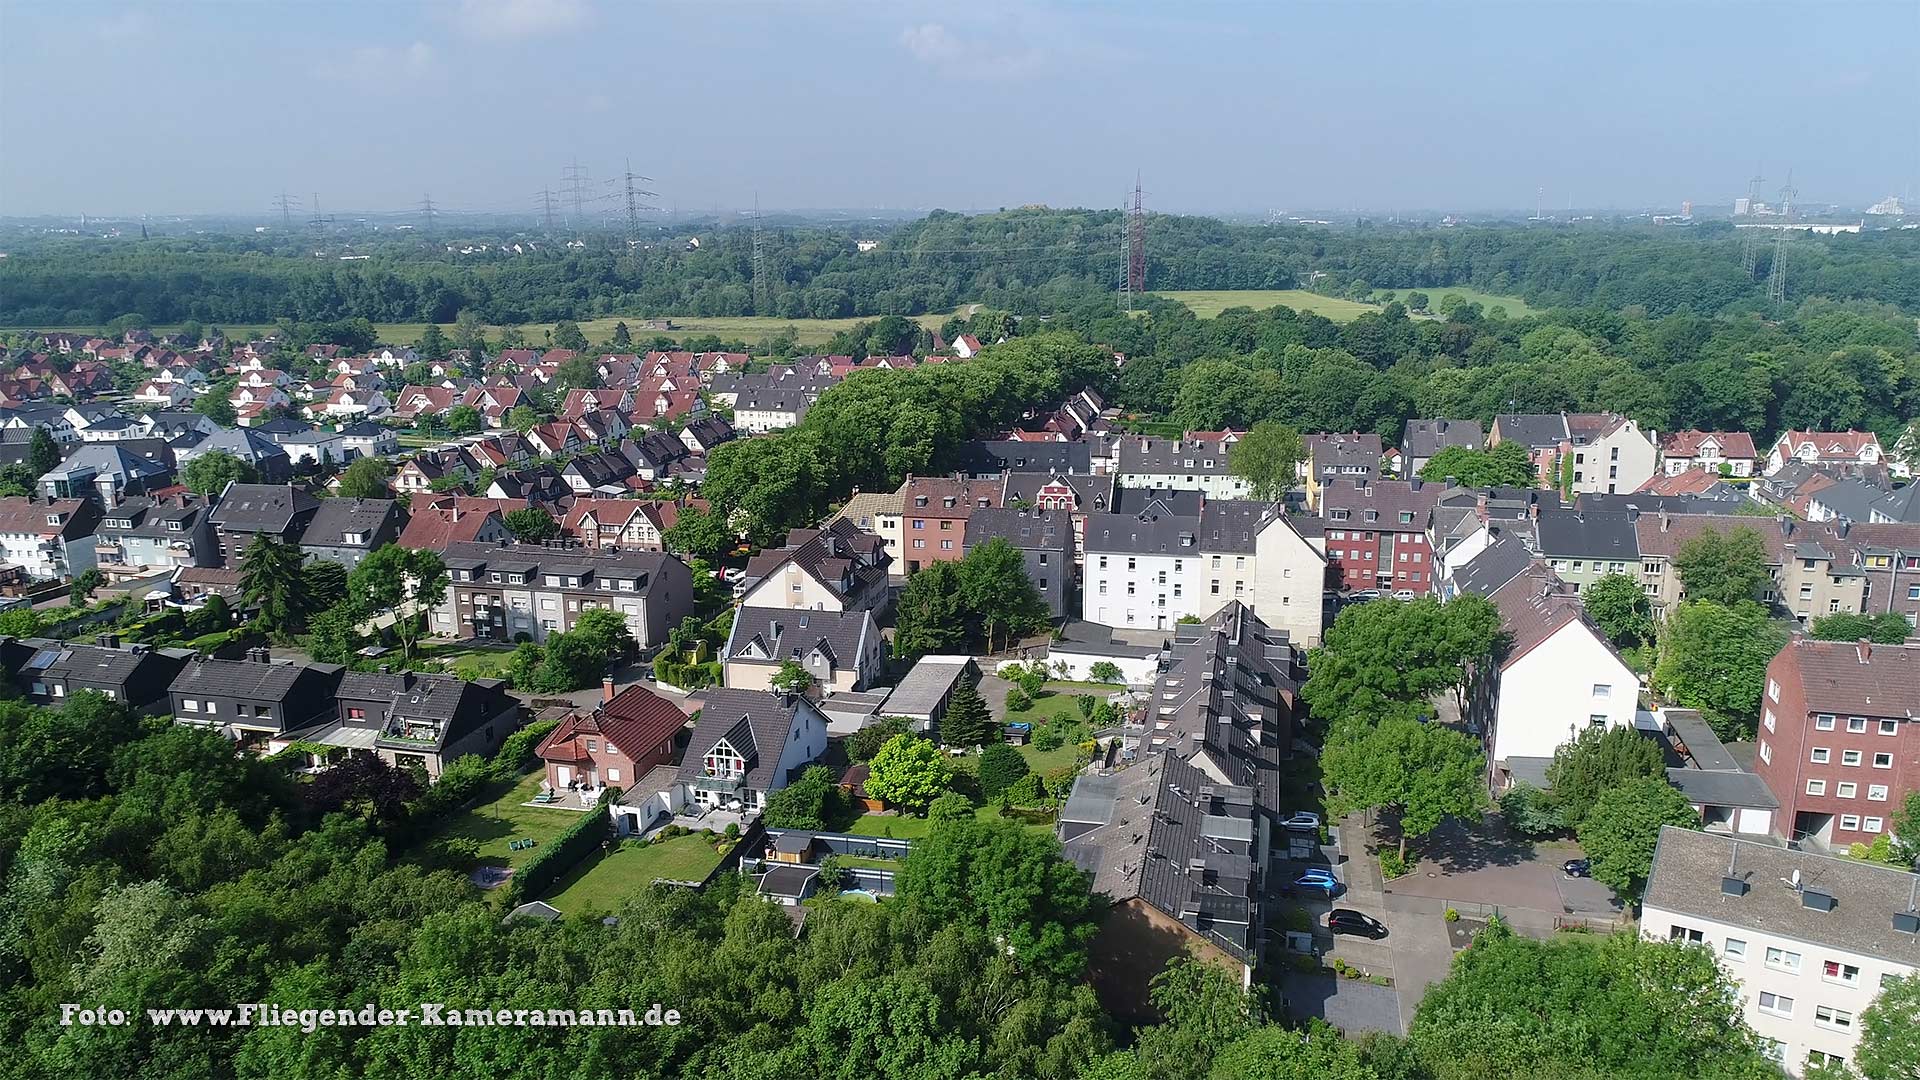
(455, 0, 591, 39)
(900, 19, 1044, 80)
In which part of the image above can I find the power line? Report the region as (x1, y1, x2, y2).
(308, 193, 332, 231)
(617, 157, 657, 243)
(419, 193, 437, 233)
(1767, 170, 1796, 309)
(537, 188, 556, 234)
(1741, 170, 1766, 279)
(1123, 173, 1146, 312)
(271, 191, 299, 230)
(561, 159, 590, 228)
(751, 194, 770, 315)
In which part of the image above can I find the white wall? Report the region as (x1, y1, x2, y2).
(1041, 646, 1161, 687)
(1491, 621, 1640, 762)
(1641, 906, 1913, 1075)
(1251, 517, 1325, 646)
(741, 562, 851, 612)
(768, 701, 828, 802)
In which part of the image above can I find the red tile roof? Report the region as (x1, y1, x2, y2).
(536, 686, 689, 766)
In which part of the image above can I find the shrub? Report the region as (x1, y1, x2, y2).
(1004, 688, 1032, 714)
(1444, 907, 1460, 922)
(1292, 953, 1317, 973)
(977, 742, 1029, 800)
(1282, 906, 1313, 932)
(1004, 772, 1048, 808)
(492, 718, 562, 780)
(1379, 848, 1410, 879)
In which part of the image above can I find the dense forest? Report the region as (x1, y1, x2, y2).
(4, 209, 1918, 326)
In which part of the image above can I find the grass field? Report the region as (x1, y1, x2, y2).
(1157, 286, 1537, 322)
(845, 804, 1054, 840)
(1156, 289, 1381, 321)
(420, 770, 583, 872)
(38, 310, 957, 350)
(545, 834, 728, 912)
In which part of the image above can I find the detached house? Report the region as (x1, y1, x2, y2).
(674, 687, 828, 812)
(722, 608, 886, 694)
(1662, 430, 1759, 477)
(300, 497, 407, 568)
(536, 684, 689, 804)
(1468, 563, 1642, 792)
(0, 496, 101, 580)
(1766, 430, 1887, 478)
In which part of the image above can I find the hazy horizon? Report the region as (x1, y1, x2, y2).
(3, 0, 1916, 219)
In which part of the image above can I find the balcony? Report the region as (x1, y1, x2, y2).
(691, 774, 746, 796)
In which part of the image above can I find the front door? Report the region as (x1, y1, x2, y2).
(557, 765, 572, 787)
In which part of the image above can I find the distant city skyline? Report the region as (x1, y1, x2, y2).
(2, 0, 1915, 218)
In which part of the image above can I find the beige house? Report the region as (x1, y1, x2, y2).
(831, 490, 905, 572)
(722, 608, 885, 694)
(1634, 514, 1866, 624)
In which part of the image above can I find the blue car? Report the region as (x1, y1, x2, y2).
(1292, 869, 1344, 898)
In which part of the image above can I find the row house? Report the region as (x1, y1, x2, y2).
(93, 495, 219, 580)
(733, 385, 811, 433)
(304, 387, 390, 421)
(1642, 828, 1918, 1076)
(432, 540, 695, 648)
(898, 474, 1001, 573)
(559, 387, 632, 421)
(0, 496, 101, 580)
(1000, 470, 1114, 565)
(560, 498, 683, 551)
(1082, 501, 1325, 640)
(1302, 432, 1382, 508)
(169, 649, 344, 752)
(572, 409, 631, 446)
(394, 448, 469, 494)
(526, 422, 582, 457)
(390, 384, 462, 423)
(11, 636, 192, 712)
(132, 380, 196, 408)
(560, 450, 637, 496)
(678, 416, 734, 456)
(485, 465, 572, 507)
(289, 669, 519, 779)
(1318, 478, 1443, 596)
(1633, 513, 1864, 624)
(1766, 430, 1889, 478)
(0, 402, 79, 442)
(1662, 430, 1759, 477)
(740, 518, 893, 614)
(1844, 522, 1920, 630)
(1115, 435, 1251, 501)
(1754, 637, 1920, 852)
(1533, 508, 1639, 594)
(207, 483, 320, 566)
(621, 431, 692, 482)
(1401, 418, 1483, 476)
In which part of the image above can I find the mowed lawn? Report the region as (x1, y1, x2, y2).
(424, 770, 585, 871)
(1385, 285, 1539, 318)
(845, 804, 1055, 842)
(544, 834, 728, 912)
(1156, 289, 1380, 321)
(1002, 682, 1123, 774)
(415, 640, 518, 680)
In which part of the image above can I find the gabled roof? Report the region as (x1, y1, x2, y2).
(964, 507, 1073, 552)
(1451, 534, 1538, 597)
(1663, 430, 1758, 459)
(677, 688, 818, 792)
(169, 655, 338, 702)
(302, 497, 403, 549)
(209, 483, 320, 533)
(723, 608, 876, 671)
(1402, 418, 1484, 459)
(1774, 636, 1920, 717)
(538, 685, 689, 763)
(1533, 508, 1638, 561)
(1494, 413, 1571, 448)
(1486, 563, 1621, 672)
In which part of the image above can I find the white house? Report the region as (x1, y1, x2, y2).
(1641, 827, 1919, 1076)
(673, 687, 827, 812)
(1468, 563, 1642, 790)
(1766, 430, 1886, 477)
(1114, 435, 1252, 501)
(0, 497, 100, 580)
(1662, 430, 1760, 477)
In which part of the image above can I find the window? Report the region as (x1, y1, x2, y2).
(204, 701, 216, 714)
(181, 698, 199, 711)
(1808, 1051, 1848, 1070)
(606, 768, 620, 783)
(1848, 716, 1867, 733)
(347, 707, 366, 720)
(1816, 714, 1836, 730)
(1757, 1039, 1785, 1065)
(1759, 740, 1772, 764)
(1098, 556, 1108, 570)
(1592, 684, 1612, 699)
(1841, 814, 1861, 830)
(1764, 947, 1801, 973)
(1842, 749, 1862, 766)
(1823, 961, 1861, 986)
(1869, 784, 1888, 801)
(1769, 679, 1781, 702)
(1811, 747, 1831, 763)
(1757, 991, 1794, 1017)
(1837, 782, 1857, 798)
(1764, 710, 1776, 732)
(1873, 752, 1893, 768)
(1669, 925, 1703, 943)
(1589, 714, 1608, 727)
(1879, 719, 1899, 735)
(1814, 1006, 1853, 1032)
(1098, 581, 1107, 595)
(1864, 816, 1883, 832)
(1723, 938, 1746, 960)
(1806, 779, 1827, 796)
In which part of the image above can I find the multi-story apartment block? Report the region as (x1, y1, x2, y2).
(1753, 637, 1920, 851)
(1115, 435, 1252, 501)
(0, 496, 101, 581)
(1081, 501, 1324, 640)
(1302, 432, 1382, 508)
(1642, 827, 1918, 1076)
(92, 495, 219, 581)
(1401, 418, 1484, 477)
(1318, 479, 1442, 596)
(963, 507, 1073, 619)
(1491, 412, 1658, 495)
(1633, 514, 1864, 623)
(432, 540, 694, 648)
(1532, 508, 1638, 594)
(899, 474, 1000, 573)
(739, 519, 893, 614)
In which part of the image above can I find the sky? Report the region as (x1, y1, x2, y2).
(1, 0, 1916, 219)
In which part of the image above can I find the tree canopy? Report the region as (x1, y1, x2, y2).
(1227, 420, 1304, 501)
(1652, 600, 1787, 740)
(1417, 441, 1535, 487)
(1672, 527, 1773, 607)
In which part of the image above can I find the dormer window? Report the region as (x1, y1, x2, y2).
(46, 514, 62, 525)
(166, 520, 182, 531)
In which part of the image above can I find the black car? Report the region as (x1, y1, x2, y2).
(1563, 858, 1591, 878)
(1327, 909, 1388, 939)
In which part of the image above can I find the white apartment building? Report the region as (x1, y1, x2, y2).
(1642, 827, 1919, 1076)
(1114, 435, 1252, 501)
(1080, 502, 1325, 642)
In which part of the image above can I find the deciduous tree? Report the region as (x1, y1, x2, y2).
(1583, 573, 1655, 648)
(1228, 420, 1305, 502)
(1321, 714, 1485, 859)
(1652, 600, 1785, 740)
(1576, 777, 1700, 899)
(1417, 441, 1536, 487)
(334, 455, 389, 499)
(182, 450, 257, 496)
(1810, 610, 1912, 645)
(1673, 526, 1772, 607)
(1543, 723, 1666, 828)
(501, 507, 558, 543)
(862, 734, 952, 814)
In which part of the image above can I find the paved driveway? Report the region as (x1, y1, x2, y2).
(1279, 973, 1401, 1035)
(1383, 815, 1621, 920)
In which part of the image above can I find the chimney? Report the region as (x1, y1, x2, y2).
(96, 633, 119, 649)
(1660, 510, 1670, 533)
(1857, 639, 1873, 664)
(602, 673, 617, 703)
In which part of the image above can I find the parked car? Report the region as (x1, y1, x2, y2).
(1391, 589, 1415, 600)
(1328, 909, 1388, 939)
(1280, 811, 1323, 833)
(722, 568, 746, 584)
(1562, 858, 1591, 878)
(1292, 868, 1344, 898)
(1347, 589, 1381, 601)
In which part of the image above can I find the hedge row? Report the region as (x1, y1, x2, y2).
(492, 718, 562, 781)
(502, 801, 612, 908)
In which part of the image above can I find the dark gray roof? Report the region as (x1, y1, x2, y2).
(1111, 486, 1204, 518)
(1644, 827, 1920, 963)
(1059, 752, 1258, 961)
(1665, 768, 1779, 809)
(1000, 471, 1112, 510)
(1403, 418, 1485, 460)
(1083, 512, 1203, 556)
(169, 656, 336, 701)
(964, 507, 1071, 552)
(39, 443, 171, 483)
(1451, 535, 1539, 596)
(192, 426, 291, 464)
(336, 420, 389, 438)
(1307, 432, 1382, 475)
(1196, 500, 1276, 554)
(678, 688, 819, 793)
(209, 483, 320, 533)
(1118, 435, 1236, 477)
(441, 541, 680, 592)
(332, 669, 513, 751)
(723, 608, 874, 669)
(1148, 601, 1293, 811)
(1575, 492, 1742, 515)
(1810, 478, 1890, 524)
(881, 656, 974, 719)
(1533, 508, 1639, 561)
(302, 498, 403, 549)
(957, 440, 1091, 477)
(1495, 413, 1571, 448)
(38, 642, 166, 687)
